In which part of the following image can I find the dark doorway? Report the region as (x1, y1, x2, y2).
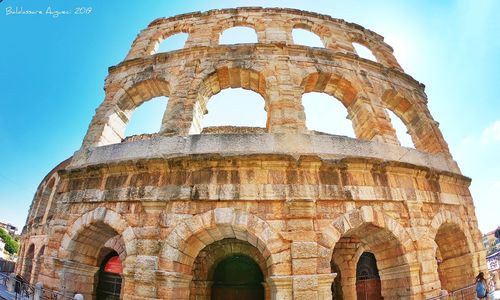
(356, 252, 382, 300)
(95, 251, 123, 300)
(331, 261, 343, 299)
(211, 255, 264, 300)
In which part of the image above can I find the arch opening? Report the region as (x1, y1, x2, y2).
(356, 252, 382, 300)
(32, 245, 45, 284)
(156, 32, 189, 53)
(434, 223, 473, 292)
(352, 42, 377, 61)
(386, 109, 414, 148)
(61, 220, 127, 298)
(189, 68, 268, 134)
(22, 244, 35, 283)
(331, 223, 412, 300)
(191, 239, 266, 300)
(212, 255, 264, 300)
(219, 26, 258, 45)
(123, 96, 168, 139)
(302, 92, 355, 137)
(292, 28, 324, 47)
(200, 88, 267, 133)
(89, 78, 170, 146)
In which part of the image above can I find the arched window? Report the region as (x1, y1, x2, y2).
(386, 109, 414, 148)
(302, 92, 355, 137)
(292, 28, 324, 47)
(156, 32, 188, 53)
(219, 26, 258, 44)
(353, 42, 377, 61)
(124, 96, 168, 138)
(200, 88, 266, 130)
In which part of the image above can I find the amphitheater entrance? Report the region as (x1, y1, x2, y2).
(60, 215, 129, 299)
(331, 223, 414, 300)
(356, 252, 382, 300)
(191, 238, 267, 300)
(211, 255, 264, 300)
(95, 251, 123, 300)
(434, 223, 474, 292)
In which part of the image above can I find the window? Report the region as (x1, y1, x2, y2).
(219, 26, 258, 44)
(386, 109, 414, 147)
(201, 88, 266, 128)
(302, 92, 355, 137)
(292, 28, 324, 47)
(157, 32, 188, 53)
(124, 96, 168, 137)
(353, 42, 377, 61)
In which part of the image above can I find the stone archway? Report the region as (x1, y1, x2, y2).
(430, 211, 475, 292)
(159, 208, 290, 299)
(321, 206, 421, 300)
(32, 245, 45, 284)
(191, 238, 268, 300)
(58, 208, 136, 299)
(22, 244, 35, 282)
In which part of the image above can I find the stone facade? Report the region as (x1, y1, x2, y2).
(17, 7, 487, 300)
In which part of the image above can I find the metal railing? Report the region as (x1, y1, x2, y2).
(0, 273, 76, 300)
(427, 284, 476, 300)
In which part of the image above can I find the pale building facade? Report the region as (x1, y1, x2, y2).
(17, 8, 487, 300)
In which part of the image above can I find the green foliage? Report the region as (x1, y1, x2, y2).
(0, 228, 19, 255)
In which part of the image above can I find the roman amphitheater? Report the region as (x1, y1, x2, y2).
(16, 7, 487, 300)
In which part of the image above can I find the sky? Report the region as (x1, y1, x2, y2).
(0, 0, 499, 234)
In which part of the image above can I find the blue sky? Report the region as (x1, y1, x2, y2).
(0, 0, 499, 234)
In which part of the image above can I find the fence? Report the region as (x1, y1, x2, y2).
(0, 272, 83, 300)
(427, 284, 477, 300)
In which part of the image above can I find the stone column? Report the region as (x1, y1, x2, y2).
(160, 70, 198, 136)
(156, 271, 193, 300)
(348, 93, 399, 145)
(292, 274, 336, 299)
(59, 260, 99, 299)
(190, 280, 213, 300)
(267, 275, 293, 300)
(266, 70, 307, 133)
(317, 273, 336, 299)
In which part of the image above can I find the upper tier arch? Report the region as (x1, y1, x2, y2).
(124, 7, 402, 70)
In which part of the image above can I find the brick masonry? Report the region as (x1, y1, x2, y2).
(17, 7, 486, 300)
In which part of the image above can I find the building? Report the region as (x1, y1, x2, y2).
(0, 222, 18, 237)
(16, 8, 487, 300)
(484, 227, 500, 255)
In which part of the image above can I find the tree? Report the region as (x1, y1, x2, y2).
(0, 228, 19, 255)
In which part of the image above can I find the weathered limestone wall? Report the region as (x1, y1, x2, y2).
(17, 7, 486, 300)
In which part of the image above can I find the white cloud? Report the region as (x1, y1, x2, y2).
(481, 120, 500, 144)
